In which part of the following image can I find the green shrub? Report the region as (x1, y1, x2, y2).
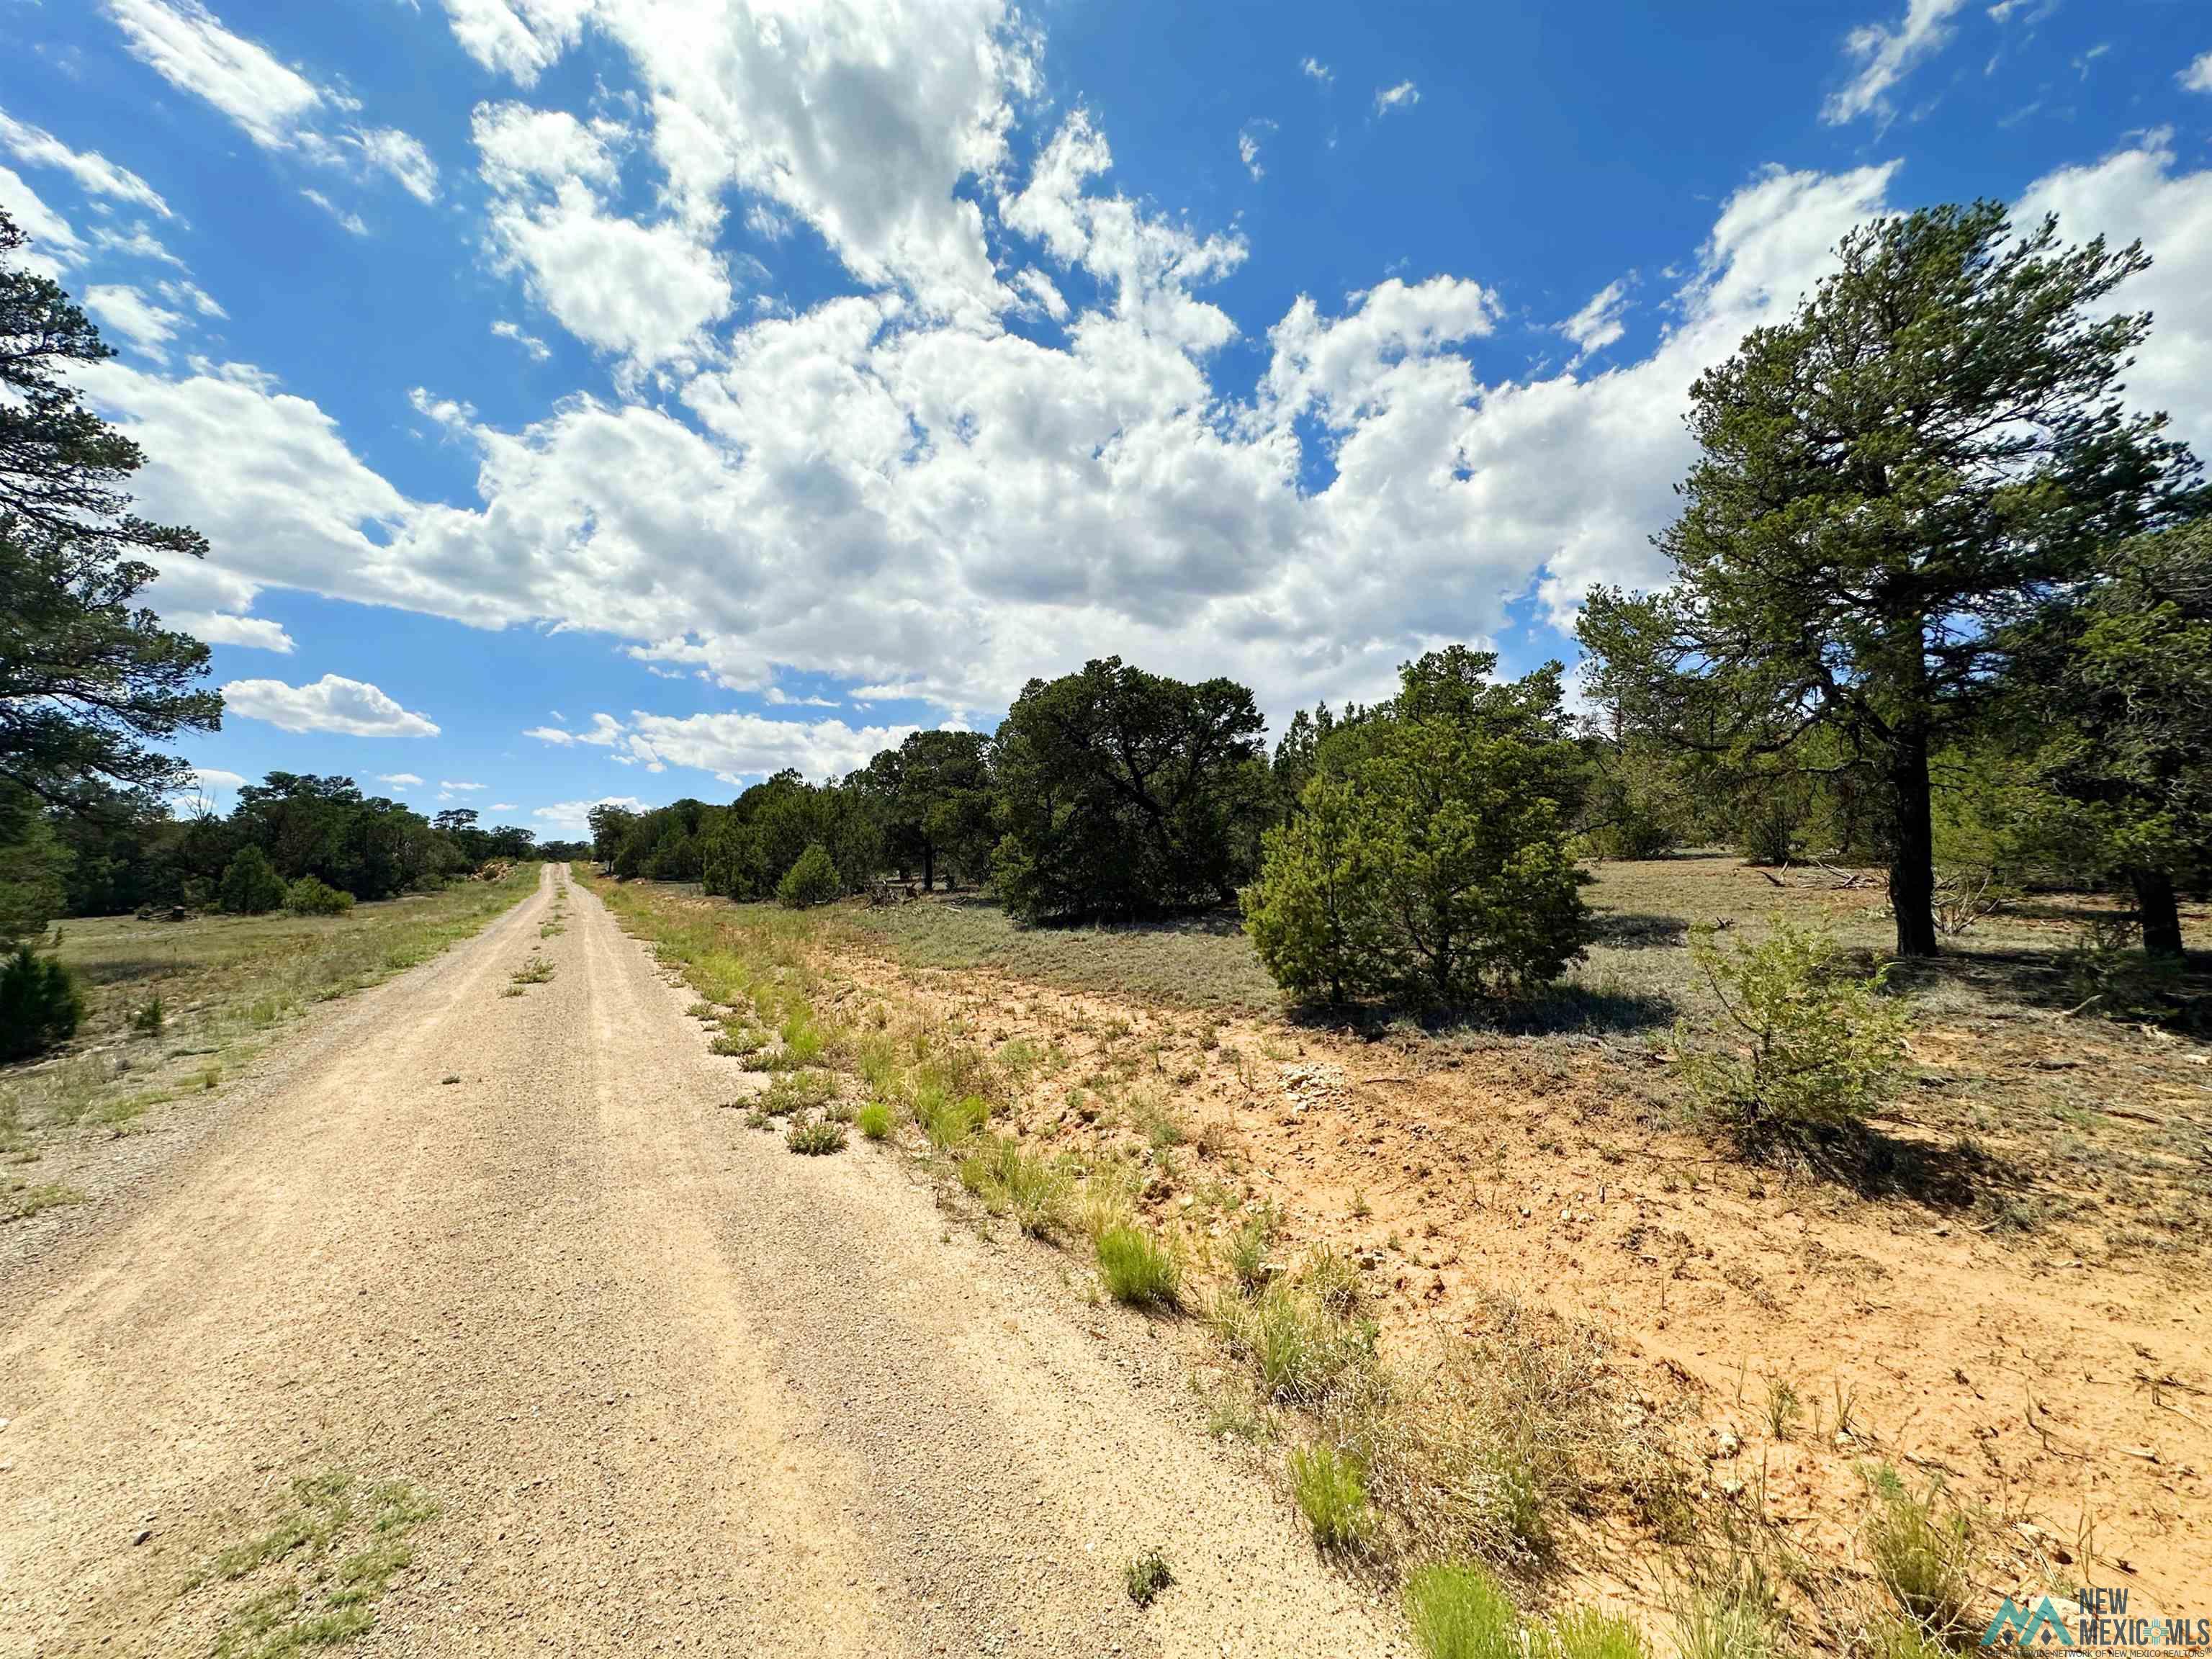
(856, 1102, 893, 1141)
(1678, 919, 1910, 1133)
(1095, 1225, 1180, 1308)
(786, 1115, 848, 1155)
(776, 843, 842, 909)
(0, 945, 84, 1061)
(1863, 1465, 1974, 1639)
(132, 995, 165, 1035)
(1406, 1562, 1519, 1659)
(217, 845, 287, 914)
(711, 1025, 765, 1057)
(1289, 1443, 1374, 1553)
(1123, 1549, 1174, 1607)
(283, 875, 355, 916)
(1244, 649, 1591, 1007)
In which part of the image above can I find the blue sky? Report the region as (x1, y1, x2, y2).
(4, 0, 2210, 836)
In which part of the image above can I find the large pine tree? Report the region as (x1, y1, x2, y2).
(1581, 202, 2202, 956)
(0, 208, 220, 825)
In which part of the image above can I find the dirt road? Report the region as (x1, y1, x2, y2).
(0, 866, 1395, 1656)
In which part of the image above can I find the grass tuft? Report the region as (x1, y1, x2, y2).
(1289, 1442, 1375, 1553)
(856, 1102, 894, 1141)
(1406, 1560, 1519, 1659)
(1863, 1464, 1974, 1639)
(958, 1135, 1074, 1238)
(1095, 1223, 1181, 1308)
(1212, 1277, 1377, 1408)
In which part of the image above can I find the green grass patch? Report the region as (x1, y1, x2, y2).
(1406, 1561, 1519, 1659)
(956, 1134, 1074, 1238)
(1289, 1442, 1375, 1553)
(1095, 1224, 1180, 1308)
(856, 1102, 894, 1141)
(194, 1469, 436, 1659)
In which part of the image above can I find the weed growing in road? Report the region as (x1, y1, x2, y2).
(1123, 1548, 1174, 1606)
(539, 920, 565, 938)
(1290, 1442, 1375, 1553)
(1405, 1560, 1518, 1659)
(510, 956, 555, 987)
(857, 1102, 893, 1141)
(786, 1115, 848, 1154)
(2, 1179, 86, 1222)
(1095, 1223, 1180, 1308)
(711, 1025, 766, 1057)
(762, 1071, 837, 1117)
(194, 1469, 436, 1659)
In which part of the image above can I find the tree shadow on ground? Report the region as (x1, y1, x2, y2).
(66, 957, 181, 989)
(1881, 940, 2211, 1033)
(1282, 979, 1680, 1041)
(1587, 912, 1691, 950)
(1745, 1117, 2027, 1215)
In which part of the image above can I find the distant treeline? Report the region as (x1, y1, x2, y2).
(1, 775, 587, 931)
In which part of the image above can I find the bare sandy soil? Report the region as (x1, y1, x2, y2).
(0, 866, 1398, 1657)
(808, 895, 2212, 1624)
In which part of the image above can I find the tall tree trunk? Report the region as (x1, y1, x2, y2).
(2132, 868, 2185, 960)
(922, 843, 935, 894)
(1887, 734, 1939, 958)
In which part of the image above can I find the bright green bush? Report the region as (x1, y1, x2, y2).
(217, 845, 287, 914)
(1678, 919, 1910, 1132)
(0, 945, 84, 1061)
(775, 843, 841, 909)
(1406, 1562, 1519, 1659)
(283, 875, 355, 916)
(856, 1102, 894, 1141)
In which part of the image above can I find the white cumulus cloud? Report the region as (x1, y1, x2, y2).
(223, 674, 441, 737)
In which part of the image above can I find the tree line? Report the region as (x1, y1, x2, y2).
(595, 200, 2207, 994)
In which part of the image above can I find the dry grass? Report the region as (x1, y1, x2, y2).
(1, 868, 540, 1158)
